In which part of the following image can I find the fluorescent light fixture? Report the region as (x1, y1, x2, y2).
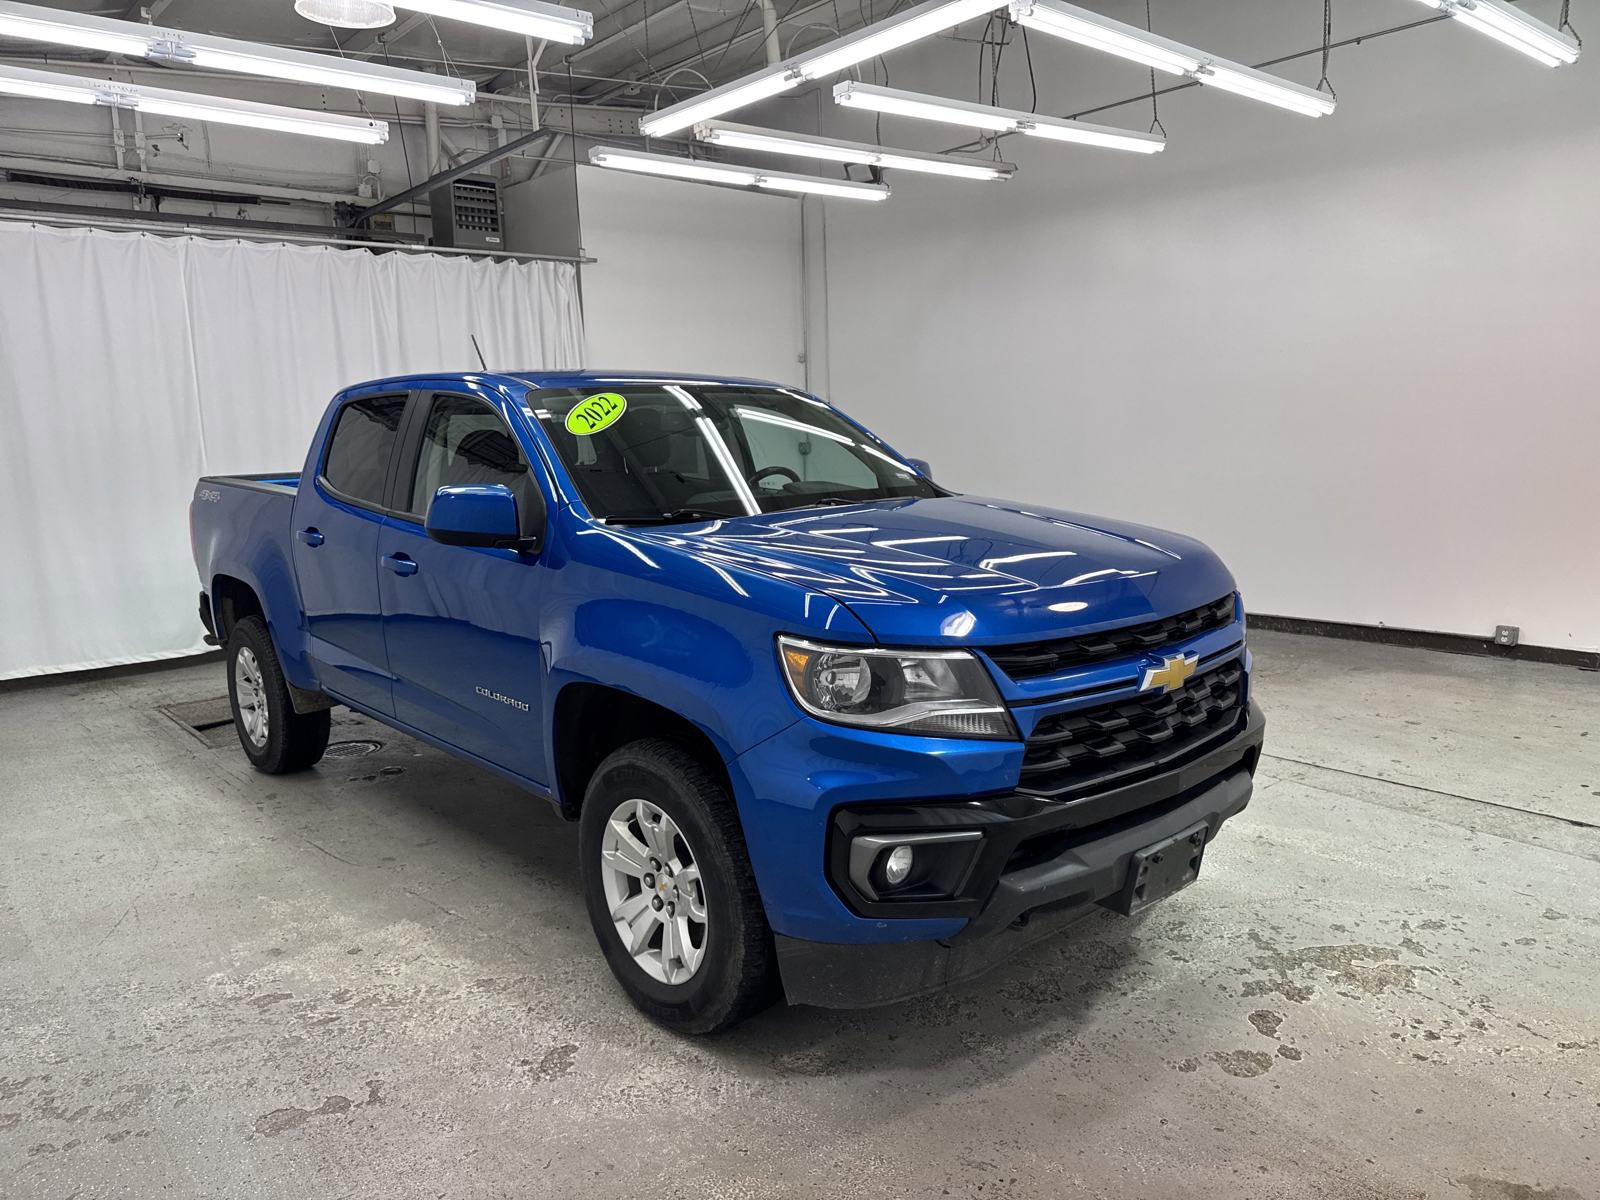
(0, 63, 390, 143)
(832, 81, 1165, 153)
(794, 0, 1004, 79)
(589, 146, 758, 185)
(1192, 61, 1336, 117)
(1010, 0, 1337, 117)
(588, 146, 890, 201)
(753, 167, 894, 200)
(1412, 0, 1579, 66)
(389, 0, 593, 43)
(694, 119, 1015, 181)
(1007, 0, 1202, 74)
(0, 1, 475, 104)
(0, 2, 148, 56)
(640, 0, 1005, 137)
(181, 44, 474, 105)
(639, 67, 798, 138)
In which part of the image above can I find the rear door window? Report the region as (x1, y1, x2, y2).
(323, 395, 407, 507)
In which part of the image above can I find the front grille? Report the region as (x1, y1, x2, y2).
(987, 594, 1237, 681)
(1017, 660, 1246, 799)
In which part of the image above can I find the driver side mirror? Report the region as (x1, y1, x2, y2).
(425, 484, 538, 552)
(906, 457, 933, 479)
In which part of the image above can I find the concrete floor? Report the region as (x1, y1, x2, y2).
(1, 630, 1596, 1200)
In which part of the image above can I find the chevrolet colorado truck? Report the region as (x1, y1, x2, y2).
(190, 371, 1265, 1033)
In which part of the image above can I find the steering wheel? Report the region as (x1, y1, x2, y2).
(748, 465, 802, 488)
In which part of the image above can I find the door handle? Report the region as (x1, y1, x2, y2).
(382, 552, 419, 577)
(297, 527, 325, 547)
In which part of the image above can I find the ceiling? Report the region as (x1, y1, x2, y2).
(5, 0, 893, 114)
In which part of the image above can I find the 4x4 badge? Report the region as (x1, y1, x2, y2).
(1140, 653, 1198, 694)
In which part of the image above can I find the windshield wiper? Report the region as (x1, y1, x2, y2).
(605, 507, 744, 527)
(777, 495, 876, 512)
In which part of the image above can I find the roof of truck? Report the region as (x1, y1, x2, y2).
(511, 370, 791, 390)
(344, 370, 794, 392)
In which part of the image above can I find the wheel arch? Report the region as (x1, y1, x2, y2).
(209, 573, 265, 644)
(551, 682, 736, 822)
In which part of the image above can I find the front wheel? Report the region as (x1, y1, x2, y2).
(579, 739, 778, 1034)
(226, 616, 330, 774)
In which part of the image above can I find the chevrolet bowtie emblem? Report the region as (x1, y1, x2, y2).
(1140, 653, 1198, 694)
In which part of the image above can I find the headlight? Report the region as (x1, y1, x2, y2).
(777, 636, 1018, 740)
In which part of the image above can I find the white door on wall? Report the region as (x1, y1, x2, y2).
(574, 168, 806, 388)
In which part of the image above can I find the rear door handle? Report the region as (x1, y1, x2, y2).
(381, 552, 418, 577)
(297, 527, 324, 547)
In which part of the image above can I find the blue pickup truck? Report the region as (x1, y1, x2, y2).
(190, 371, 1264, 1032)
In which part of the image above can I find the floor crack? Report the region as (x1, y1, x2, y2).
(1263, 753, 1600, 831)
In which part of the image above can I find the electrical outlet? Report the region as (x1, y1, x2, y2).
(1494, 625, 1519, 647)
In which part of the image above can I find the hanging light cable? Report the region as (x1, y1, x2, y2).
(1143, 0, 1164, 137)
(1008, 0, 1336, 116)
(1318, 0, 1337, 99)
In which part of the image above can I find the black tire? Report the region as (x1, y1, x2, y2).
(226, 616, 331, 775)
(579, 739, 779, 1034)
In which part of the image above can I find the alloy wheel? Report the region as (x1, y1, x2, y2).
(599, 797, 708, 985)
(234, 646, 269, 749)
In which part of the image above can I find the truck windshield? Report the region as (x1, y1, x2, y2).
(530, 384, 937, 523)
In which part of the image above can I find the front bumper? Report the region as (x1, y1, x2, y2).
(775, 698, 1264, 1008)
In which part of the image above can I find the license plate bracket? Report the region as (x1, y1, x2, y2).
(1106, 820, 1210, 916)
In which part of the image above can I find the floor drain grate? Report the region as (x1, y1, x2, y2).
(158, 696, 238, 749)
(324, 740, 383, 759)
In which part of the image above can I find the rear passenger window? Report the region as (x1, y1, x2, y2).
(323, 395, 406, 507)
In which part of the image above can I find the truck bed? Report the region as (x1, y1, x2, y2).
(191, 472, 306, 655)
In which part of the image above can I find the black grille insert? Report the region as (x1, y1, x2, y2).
(987, 594, 1236, 681)
(1017, 660, 1246, 799)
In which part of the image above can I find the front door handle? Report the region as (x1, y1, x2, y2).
(297, 527, 325, 547)
(381, 552, 419, 577)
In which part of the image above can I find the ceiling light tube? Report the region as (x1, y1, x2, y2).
(640, 0, 1006, 137)
(1192, 62, 1336, 117)
(695, 119, 1015, 180)
(1412, 0, 1579, 66)
(794, 0, 1005, 79)
(589, 146, 762, 185)
(0, 64, 390, 143)
(388, 0, 593, 43)
(0, 2, 148, 56)
(750, 167, 891, 201)
(639, 66, 799, 138)
(1007, 0, 1202, 74)
(588, 146, 889, 201)
(1010, 0, 1336, 117)
(832, 81, 1164, 153)
(0, 1, 475, 104)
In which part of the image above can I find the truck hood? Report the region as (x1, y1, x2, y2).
(646, 495, 1237, 647)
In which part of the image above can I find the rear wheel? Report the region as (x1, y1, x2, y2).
(579, 739, 778, 1034)
(226, 616, 330, 774)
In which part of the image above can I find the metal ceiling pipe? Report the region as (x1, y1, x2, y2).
(759, 0, 781, 66)
(582, 0, 843, 104)
(424, 100, 442, 174)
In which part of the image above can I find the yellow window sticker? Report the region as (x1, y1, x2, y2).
(565, 392, 627, 436)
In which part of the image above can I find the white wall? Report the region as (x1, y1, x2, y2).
(573, 166, 806, 386)
(805, 0, 1600, 653)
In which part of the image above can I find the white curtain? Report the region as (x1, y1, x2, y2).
(0, 220, 586, 680)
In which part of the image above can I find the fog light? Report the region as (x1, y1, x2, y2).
(883, 845, 914, 886)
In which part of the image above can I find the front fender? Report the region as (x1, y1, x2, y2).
(539, 524, 876, 804)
